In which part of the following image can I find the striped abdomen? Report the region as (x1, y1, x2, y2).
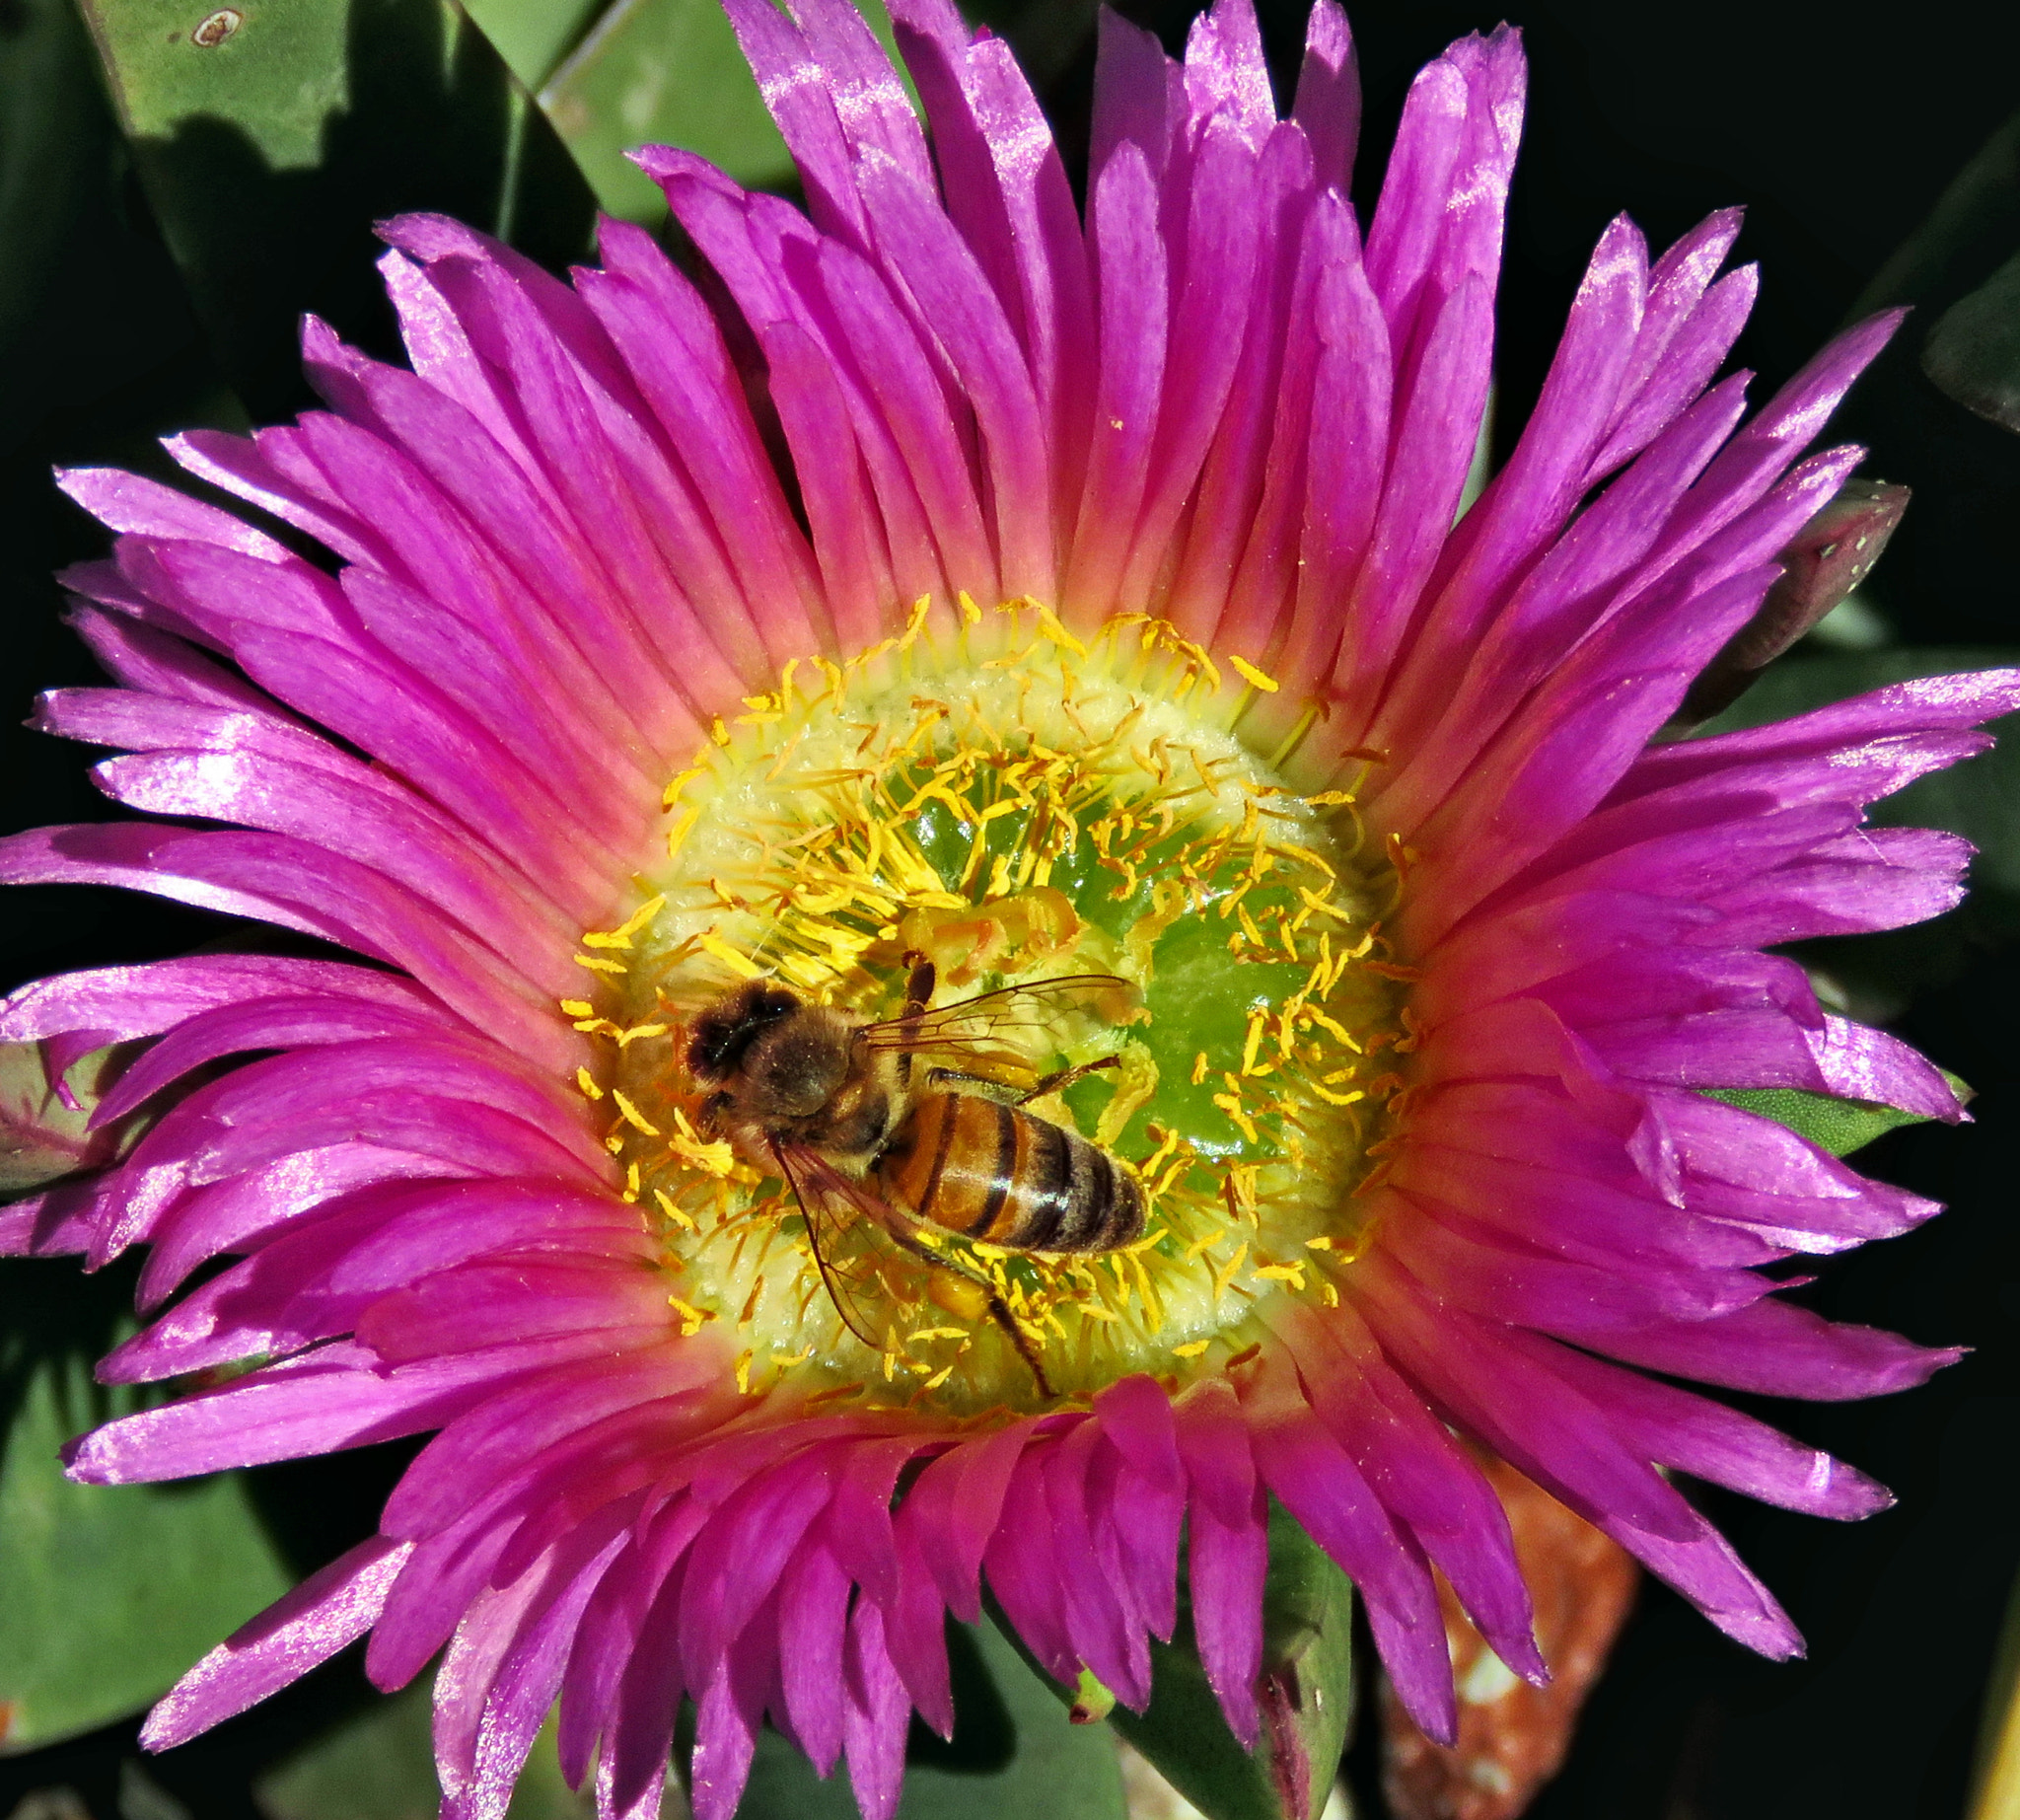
(876, 1092, 1143, 1253)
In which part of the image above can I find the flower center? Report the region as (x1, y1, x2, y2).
(565, 602, 1411, 1413)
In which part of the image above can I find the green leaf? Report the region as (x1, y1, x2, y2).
(994, 1502, 1355, 1820)
(0, 0, 108, 360)
(1854, 109, 2020, 323)
(256, 1680, 592, 1818)
(539, 0, 910, 220)
(1925, 250, 2020, 434)
(75, 0, 599, 419)
(463, 0, 610, 92)
(1702, 1083, 1959, 1158)
(725, 1621, 1125, 1819)
(0, 1323, 294, 1748)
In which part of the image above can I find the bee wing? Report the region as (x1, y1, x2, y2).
(770, 1142, 902, 1348)
(856, 974, 1140, 1067)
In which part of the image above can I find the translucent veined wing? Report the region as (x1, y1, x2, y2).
(855, 974, 1140, 1067)
(770, 1141, 902, 1348)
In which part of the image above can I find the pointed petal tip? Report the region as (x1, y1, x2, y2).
(1408, 1691, 1460, 1748)
(1216, 1689, 1262, 1753)
(136, 1710, 173, 1754)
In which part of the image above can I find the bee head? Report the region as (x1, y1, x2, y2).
(748, 1022, 850, 1118)
(685, 983, 802, 1083)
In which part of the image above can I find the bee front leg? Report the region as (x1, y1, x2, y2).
(895, 951, 937, 1092)
(1016, 1055, 1120, 1105)
(901, 950, 936, 1018)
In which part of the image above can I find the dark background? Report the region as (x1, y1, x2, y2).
(3, 0, 2018, 1814)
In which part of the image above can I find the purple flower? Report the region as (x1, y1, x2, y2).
(2, 0, 2011, 1815)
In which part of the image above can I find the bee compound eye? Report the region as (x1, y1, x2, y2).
(685, 1012, 739, 1080)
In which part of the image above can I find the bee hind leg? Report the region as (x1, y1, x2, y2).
(985, 1292, 1056, 1401)
(876, 1219, 1057, 1401)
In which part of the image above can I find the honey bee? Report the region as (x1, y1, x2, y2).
(685, 953, 1145, 1397)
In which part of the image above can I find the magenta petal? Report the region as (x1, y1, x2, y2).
(1268, 1296, 1544, 1682)
(67, 1339, 615, 1483)
(143, 1536, 412, 1749)
(777, 1541, 852, 1775)
(686, 1651, 762, 1820)
(1292, 0, 1359, 190)
(1175, 1380, 1267, 1748)
(841, 1596, 912, 1820)
(1525, 1334, 1891, 1519)
(1238, 1344, 1456, 1744)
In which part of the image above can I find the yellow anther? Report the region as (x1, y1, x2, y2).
(1241, 1007, 1268, 1077)
(575, 1067, 604, 1101)
(667, 1109, 737, 1177)
(735, 1349, 756, 1395)
(1295, 885, 1353, 922)
(1211, 1092, 1261, 1145)
(581, 896, 667, 951)
(1172, 1339, 1211, 1358)
(559, 998, 594, 1018)
(698, 933, 762, 980)
(612, 1091, 661, 1136)
(574, 954, 627, 976)
(1229, 654, 1280, 692)
(652, 1189, 698, 1233)
(668, 1296, 713, 1336)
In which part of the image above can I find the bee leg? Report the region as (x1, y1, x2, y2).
(876, 1221, 1056, 1401)
(896, 951, 936, 1092)
(1016, 1055, 1120, 1105)
(985, 1292, 1057, 1401)
(901, 951, 936, 1017)
(922, 1064, 1023, 1104)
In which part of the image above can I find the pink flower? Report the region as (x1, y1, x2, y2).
(2, 0, 2010, 1816)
